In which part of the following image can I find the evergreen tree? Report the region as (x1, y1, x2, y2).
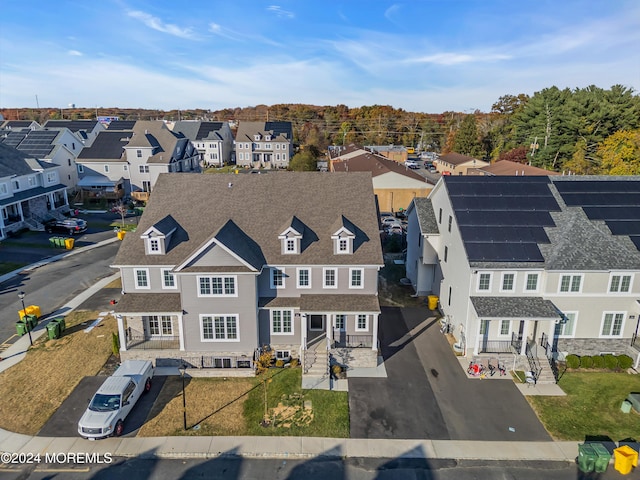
(452, 114, 483, 158)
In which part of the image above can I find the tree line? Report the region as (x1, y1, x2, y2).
(3, 84, 638, 174)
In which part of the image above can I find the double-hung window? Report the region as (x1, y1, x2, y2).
(609, 274, 632, 293)
(148, 315, 172, 336)
(477, 273, 491, 291)
(270, 268, 285, 288)
(559, 274, 582, 293)
(162, 269, 176, 289)
(297, 268, 310, 288)
(356, 314, 368, 331)
(198, 276, 236, 296)
(201, 315, 238, 341)
(558, 312, 577, 337)
(501, 273, 515, 292)
(323, 268, 337, 288)
(271, 310, 293, 335)
(600, 312, 624, 337)
(134, 268, 149, 289)
(349, 268, 363, 288)
(525, 273, 539, 292)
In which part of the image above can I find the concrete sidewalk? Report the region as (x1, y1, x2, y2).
(0, 427, 579, 462)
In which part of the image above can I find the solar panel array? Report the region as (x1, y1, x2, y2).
(445, 176, 560, 262)
(554, 180, 640, 251)
(1, 130, 29, 148)
(15, 130, 58, 158)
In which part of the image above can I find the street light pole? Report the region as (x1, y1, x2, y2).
(179, 364, 187, 430)
(18, 291, 33, 346)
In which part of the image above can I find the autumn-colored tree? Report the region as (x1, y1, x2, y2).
(597, 129, 640, 175)
(497, 146, 528, 163)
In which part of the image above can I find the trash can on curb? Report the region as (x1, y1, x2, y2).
(592, 443, 611, 473)
(25, 305, 41, 318)
(64, 238, 74, 250)
(614, 445, 638, 475)
(427, 295, 439, 310)
(16, 321, 27, 336)
(46, 320, 60, 340)
(117, 230, 126, 240)
(578, 444, 597, 473)
(25, 314, 38, 330)
(56, 317, 66, 333)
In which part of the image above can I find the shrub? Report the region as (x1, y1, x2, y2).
(289, 358, 299, 367)
(331, 364, 343, 377)
(256, 347, 273, 375)
(591, 355, 605, 369)
(565, 354, 580, 369)
(275, 359, 284, 368)
(580, 355, 593, 368)
(603, 354, 618, 370)
(617, 354, 633, 370)
(111, 332, 120, 357)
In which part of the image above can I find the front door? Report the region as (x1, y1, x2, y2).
(309, 314, 324, 331)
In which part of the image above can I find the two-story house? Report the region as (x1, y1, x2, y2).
(112, 172, 383, 384)
(75, 130, 131, 202)
(171, 121, 234, 167)
(234, 121, 293, 169)
(436, 152, 489, 176)
(122, 121, 200, 202)
(1, 127, 86, 189)
(0, 143, 69, 239)
(406, 175, 640, 381)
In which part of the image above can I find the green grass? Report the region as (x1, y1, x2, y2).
(528, 372, 640, 441)
(204, 165, 243, 174)
(244, 368, 349, 437)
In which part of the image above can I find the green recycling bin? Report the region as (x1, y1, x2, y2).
(46, 320, 60, 340)
(25, 314, 38, 330)
(578, 444, 597, 473)
(54, 317, 66, 333)
(49, 237, 57, 247)
(592, 443, 611, 473)
(16, 321, 27, 336)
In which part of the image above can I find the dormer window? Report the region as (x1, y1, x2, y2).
(145, 235, 165, 255)
(278, 225, 302, 255)
(331, 227, 355, 255)
(149, 239, 160, 252)
(265, 135, 271, 141)
(338, 238, 348, 252)
(254, 134, 261, 141)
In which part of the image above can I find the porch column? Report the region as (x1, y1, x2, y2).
(63, 189, 69, 206)
(301, 314, 307, 350)
(177, 312, 185, 351)
(17, 202, 24, 221)
(520, 320, 528, 356)
(371, 313, 379, 351)
(116, 315, 127, 352)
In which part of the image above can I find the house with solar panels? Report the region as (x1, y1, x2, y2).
(406, 175, 640, 381)
(171, 121, 233, 167)
(234, 121, 293, 169)
(0, 143, 69, 239)
(0, 126, 86, 189)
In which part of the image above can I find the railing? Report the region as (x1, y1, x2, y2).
(131, 191, 150, 202)
(632, 333, 638, 348)
(333, 335, 373, 348)
(511, 332, 522, 353)
(540, 332, 549, 351)
(525, 340, 542, 384)
(182, 356, 253, 369)
(478, 340, 513, 353)
(125, 328, 180, 350)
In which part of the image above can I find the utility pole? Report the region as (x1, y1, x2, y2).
(35, 95, 40, 109)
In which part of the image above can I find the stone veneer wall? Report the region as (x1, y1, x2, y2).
(557, 338, 631, 356)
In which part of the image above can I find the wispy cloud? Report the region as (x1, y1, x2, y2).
(127, 10, 197, 39)
(384, 4, 401, 21)
(267, 5, 294, 19)
(68, 50, 83, 56)
(407, 52, 511, 65)
(207, 22, 283, 47)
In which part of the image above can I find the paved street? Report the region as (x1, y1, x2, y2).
(350, 307, 550, 441)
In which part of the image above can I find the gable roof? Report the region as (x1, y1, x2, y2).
(172, 121, 226, 141)
(474, 160, 560, 176)
(43, 120, 100, 133)
(439, 152, 484, 166)
(77, 131, 131, 161)
(113, 172, 383, 268)
(235, 121, 292, 143)
(411, 197, 439, 235)
(125, 121, 190, 164)
(0, 143, 37, 177)
(331, 151, 428, 183)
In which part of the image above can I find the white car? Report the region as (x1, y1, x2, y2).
(78, 360, 153, 439)
(405, 160, 419, 169)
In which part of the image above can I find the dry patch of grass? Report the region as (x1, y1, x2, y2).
(103, 277, 122, 289)
(268, 394, 313, 428)
(139, 377, 255, 437)
(0, 311, 117, 435)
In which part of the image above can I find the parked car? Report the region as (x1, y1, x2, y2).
(405, 160, 419, 169)
(78, 360, 154, 439)
(44, 218, 87, 235)
(386, 225, 404, 235)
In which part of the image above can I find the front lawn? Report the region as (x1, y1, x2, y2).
(527, 372, 640, 441)
(139, 367, 349, 438)
(0, 311, 117, 435)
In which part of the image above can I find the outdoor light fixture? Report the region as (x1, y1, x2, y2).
(18, 291, 33, 347)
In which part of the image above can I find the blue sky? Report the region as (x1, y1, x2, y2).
(1, 0, 639, 113)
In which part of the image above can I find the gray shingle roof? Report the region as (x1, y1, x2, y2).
(260, 294, 380, 312)
(113, 172, 383, 268)
(114, 293, 182, 314)
(172, 121, 225, 141)
(0, 143, 36, 177)
(77, 131, 131, 161)
(412, 197, 439, 235)
(235, 121, 292, 142)
(470, 296, 561, 319)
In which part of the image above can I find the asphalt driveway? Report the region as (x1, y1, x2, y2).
(38, 375, 165, 438)
(349, 306, 551, 441)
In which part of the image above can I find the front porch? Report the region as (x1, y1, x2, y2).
(1, 187, 69, 237)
